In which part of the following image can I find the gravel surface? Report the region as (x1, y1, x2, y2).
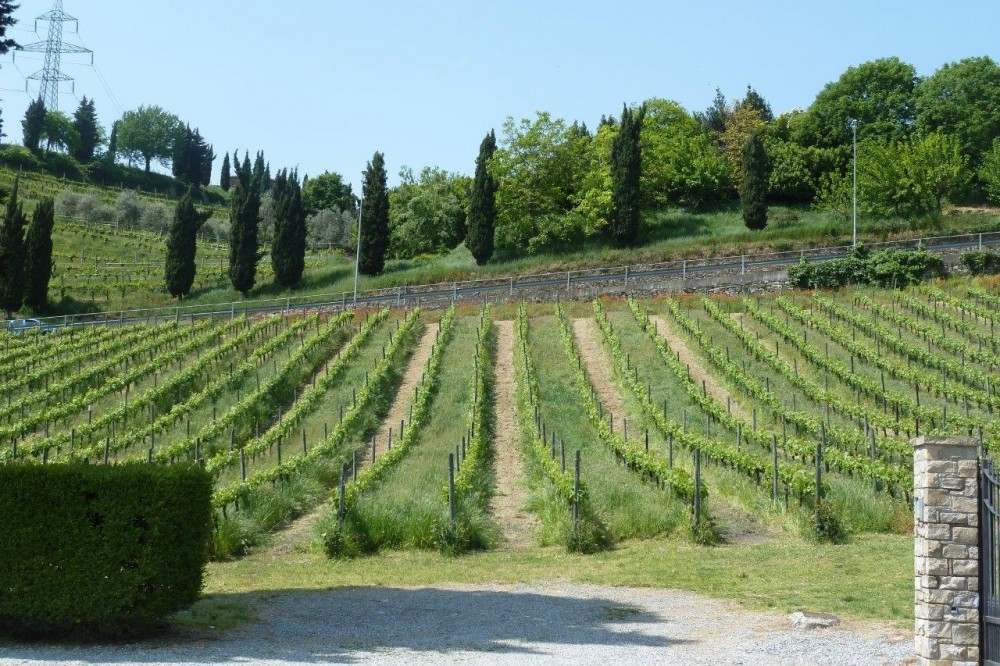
(1, 583, 914, 665)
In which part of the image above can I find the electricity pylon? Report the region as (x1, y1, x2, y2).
(15, 0, 93, 110)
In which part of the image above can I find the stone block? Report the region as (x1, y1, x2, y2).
(926, 489, 953, 505)
(938, 576, 965, 590)
(938, 511, 969, 525)
(927, 588, 957, 605)
(942, 544, 969, 559)
(957, 460, 978, 478)
(952, 527, 979, 545)
(918, 524, 951, 541)
(953, 622, 979, 645)
(951, 497, 978, 514)
(926, 460, 958, 475)
(915, 635, 939, 659)
(915, 603, 947, 620)
(952, 559, 978, 576)
(939, 477, 966, 491)
(917, 539, 945, 557)
(953, 590, 979, 608)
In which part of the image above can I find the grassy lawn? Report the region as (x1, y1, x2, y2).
(190, 533, 913, 630)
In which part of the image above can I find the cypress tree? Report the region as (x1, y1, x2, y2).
(165, 189, 211, 298)
(71, 96, 100, 163)
(22, 98, 45, 155)
(466, 130, 497, 266)
(220, 152, 231, 191)
(172, 125, 193, 182)
(201, 142, 214, 187)
(23, 197, 55, 312)
(252, 151, 265, 183)
(609, 103, 646, 247)
(359, 151, 390, 276)
(228, 153, 263, 296)
(741, 129, 770, 231)
(106, 121, 118, 163)
(0, 178, 27, 316)
(271, 169, 307, 287)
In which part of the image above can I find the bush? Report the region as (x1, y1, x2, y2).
(788, 245, 946, 289)
(0, 145, 43, 172)
(0, 463, 212, 638)
(961, 251, 1000, 276)
(809, 502, 848, 544)
(42, 152, 86, 182)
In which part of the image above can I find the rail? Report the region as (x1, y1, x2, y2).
(5, 229, 999, 331)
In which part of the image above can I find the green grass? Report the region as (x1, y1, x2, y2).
(186, 533, 914, 630)
(11, 189, 1000, 317)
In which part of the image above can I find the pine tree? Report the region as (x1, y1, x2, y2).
(270, 169, 307, 287)
(466, 130, 497, 266)
(106, 120, 118, 163)
(165, 189, 211, 298)
(228, 152, 263, 296)
(22, 98, 45, 155)
(0, 178, 27, 316)
(72, 97, 101, 162)
(609, 104, 646, 247)
(23, 197, 55, 311)
(741, 130, 770, 231)
(359, 152, 390, 276)
(220, 152, 231, 191)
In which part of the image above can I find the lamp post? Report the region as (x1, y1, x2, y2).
(849, 118, 858, 247)
(353, 196, 364, 306)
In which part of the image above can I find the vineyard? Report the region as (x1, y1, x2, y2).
(4, 278, 999, 559)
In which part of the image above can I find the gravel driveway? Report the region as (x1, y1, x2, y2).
(1, 583, 915, 665)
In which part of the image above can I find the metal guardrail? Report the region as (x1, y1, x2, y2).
(5, 230, 1000, 331)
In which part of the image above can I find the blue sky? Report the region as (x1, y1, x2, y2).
(1, 1, 998, 189)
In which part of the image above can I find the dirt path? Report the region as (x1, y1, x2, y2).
(373, 323, 440, 458)
(490, 321, 537, 549)
(572, 318, 625, 415)
(650, 315, 750, 421)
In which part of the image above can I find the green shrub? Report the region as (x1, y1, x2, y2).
(0, 463, 212, 638)
(788, 245, 946, 289)
(809, 502, 848, 545)
(961, 251, 1000, 276)
(42, 152, 86, 182)
(0, 146, 43, 172)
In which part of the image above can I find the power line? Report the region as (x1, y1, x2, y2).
(13, 0, 93, 110)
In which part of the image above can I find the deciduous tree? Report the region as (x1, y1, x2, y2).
(116, 105, 181, 172)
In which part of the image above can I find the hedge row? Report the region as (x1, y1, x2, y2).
(0, 463, 212, 638)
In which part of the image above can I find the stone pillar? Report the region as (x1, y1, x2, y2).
(912, 436, 980, 666)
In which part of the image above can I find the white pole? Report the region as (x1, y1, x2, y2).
(353, 197, 364, 306)
(852, 119, 858, 248)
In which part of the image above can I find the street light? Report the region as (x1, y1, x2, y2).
(353, 196, 364, 305)
(849, 118, 858, 248)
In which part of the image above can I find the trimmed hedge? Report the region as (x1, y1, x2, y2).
(788, 245, 946, 289)
(0, 463, 212, 637)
